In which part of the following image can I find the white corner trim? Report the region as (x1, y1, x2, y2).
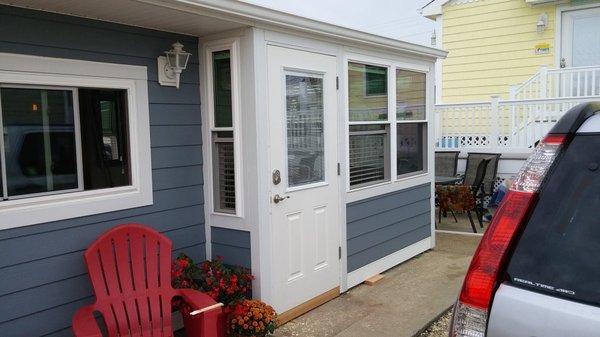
(346, 237, 432, 289)
(0, 53, 152, 230)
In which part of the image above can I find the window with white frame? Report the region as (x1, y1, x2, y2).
(396, 69, 427, 177)
(209, 49, 238, 214)
(0, 86, 130, 200)
(348, 62, 427, 189)
(0, 53, 152, 230)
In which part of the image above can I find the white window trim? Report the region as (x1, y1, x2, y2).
(203, 38, 244, 218)
(345, 53, 431, 203)
(0, 52, 152, 230)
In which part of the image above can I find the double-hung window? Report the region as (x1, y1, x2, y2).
(348, 61, 428, 190)
(396, 69, 427, 177)
(207, 44, 240, 215)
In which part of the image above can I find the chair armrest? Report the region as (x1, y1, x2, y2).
(176, 288, 223, 314)
(72, 305, 102, 337)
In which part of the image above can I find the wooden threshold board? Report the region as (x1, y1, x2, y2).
(277, 286, 340, 325)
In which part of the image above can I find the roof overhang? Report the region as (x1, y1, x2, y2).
(1, 0, 447, 59)
(421, 0, 452, 20)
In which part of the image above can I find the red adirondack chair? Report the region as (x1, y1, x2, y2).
(72, 223, 223, 337)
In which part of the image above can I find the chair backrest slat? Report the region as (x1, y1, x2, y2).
(84, 224, 175, 337)
(464, 153, 501, 195)
(435, 151, 460, 177)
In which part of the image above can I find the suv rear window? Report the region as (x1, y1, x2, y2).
(507, 133, 600, 306)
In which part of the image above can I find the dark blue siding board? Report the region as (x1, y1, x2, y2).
(0, 204, 205, 268)
(346, 184, 431, 223)
(0, 6, 207, 337)
(148, 82, 201, 105)
(0, 184, 204, 241)
(347, 199, 431, 239)
(150, 125, 203, 147)
(210, 228, 251, 269)
(1, 297, 94, 337)
(347, 212, 430, 256)
(347, 225, 431, 273)
(152, 146, 203, 169)
(152, 166, 204, 191)
(1, 225, 205, 324)
(149, 104, 202, 126)
(346, 183, 432, 273)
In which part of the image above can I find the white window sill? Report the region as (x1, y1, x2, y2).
(346, 172, 431, 203)
(0, 186, 153, 230)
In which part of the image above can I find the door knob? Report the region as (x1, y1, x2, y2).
(272, 194, 290, 204)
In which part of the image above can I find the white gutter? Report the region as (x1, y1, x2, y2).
(137, 0, 448, 59)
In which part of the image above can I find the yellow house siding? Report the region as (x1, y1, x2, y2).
(441, 0, 556, 103)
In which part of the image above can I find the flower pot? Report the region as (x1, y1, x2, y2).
(183, 310, 228, 337)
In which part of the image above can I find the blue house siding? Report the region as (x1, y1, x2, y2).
(0, 6, 204, 337)
(347, 183, 432, 273)
(211, 227, 252, 269)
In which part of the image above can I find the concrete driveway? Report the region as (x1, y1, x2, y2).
(274, 232, 481, 337)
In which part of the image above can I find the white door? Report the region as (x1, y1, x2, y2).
(561, 7, 600, 68)
(267, 45, 340, 314)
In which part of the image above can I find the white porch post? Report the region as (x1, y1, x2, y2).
(490, 95, 500, 152)
(539, 66, 548, 98)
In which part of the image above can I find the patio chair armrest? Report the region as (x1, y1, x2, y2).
(72, 305, 102, 337)
(176, 288, 223, 315)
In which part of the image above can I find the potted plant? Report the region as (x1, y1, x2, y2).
(172, 254, 267, 336)
(228, 300, 277, 337)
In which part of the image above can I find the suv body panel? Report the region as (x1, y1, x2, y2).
(488, 284, 600, 337)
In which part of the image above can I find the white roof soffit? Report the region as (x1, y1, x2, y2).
(154, 0, 447, 59)
(421, 0, 451, 19)
(0, 0, 447, 59)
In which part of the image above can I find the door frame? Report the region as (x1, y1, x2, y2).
(555, 3, 600, 68)
(265, 43, 343, 312)
(258, 32, 349, 303)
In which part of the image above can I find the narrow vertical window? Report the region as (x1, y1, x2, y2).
(396, 69, 427, 177)
(211, 50, 236, 213)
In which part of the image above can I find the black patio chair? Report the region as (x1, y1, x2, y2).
(463, 153, 499, 225)
(463, 153, 501, 197)
(436, 159, 489, 233)
(435, 151, 460, 177)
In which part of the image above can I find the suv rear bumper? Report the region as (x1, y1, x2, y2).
(488, 283, 600, 337)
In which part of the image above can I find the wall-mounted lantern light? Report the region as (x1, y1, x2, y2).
(158, 42, 192, 89)
(430, 29, 437, 47)
(537, 13, 548, 34)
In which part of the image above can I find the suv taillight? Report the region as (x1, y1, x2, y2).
(450, 134, 567, 337)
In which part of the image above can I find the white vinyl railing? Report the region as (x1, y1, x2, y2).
(436, 96, 600, 153)
(511, 65, 600, 100)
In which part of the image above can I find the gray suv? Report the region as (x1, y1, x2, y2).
(450, 102, 600, 337)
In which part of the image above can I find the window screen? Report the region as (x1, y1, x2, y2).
(212, 131, 235, 213)
(349, 125, 388, 187)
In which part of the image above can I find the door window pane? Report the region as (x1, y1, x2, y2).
(1, 88, 77, 196)
(349, 124, 388, 187)
(213, 50, 232, 127)
(286, 75, 325, 187)
(348, 63, 388, 121)
(396, 69, 426, 121)
(79, 89, 130, 190)
(397, 123, 426, 176)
